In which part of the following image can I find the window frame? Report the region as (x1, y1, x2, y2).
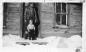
(54, 3, 68, 26)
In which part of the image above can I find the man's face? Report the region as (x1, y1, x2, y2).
(30, 4, 33, 7)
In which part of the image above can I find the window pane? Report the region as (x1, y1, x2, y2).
(62, 15, 66, 25)
(56, 3, 61, 13)
(56, 14, 60, 25)
(62, 3, 66, 13)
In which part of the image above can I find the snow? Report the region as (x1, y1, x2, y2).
(3, 34, 82, 52)
(66, 35, 82, 48)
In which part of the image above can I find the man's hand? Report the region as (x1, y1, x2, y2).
(25, 31, 28, 34)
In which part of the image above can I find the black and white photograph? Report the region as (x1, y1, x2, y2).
(1, 0, 86, 52)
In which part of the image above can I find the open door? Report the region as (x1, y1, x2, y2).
(22, 3, 40, 39)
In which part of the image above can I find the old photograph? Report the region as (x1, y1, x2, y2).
(2, 2, 83, 52)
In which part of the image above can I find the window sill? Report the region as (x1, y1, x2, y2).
(53, 25, 69, 29)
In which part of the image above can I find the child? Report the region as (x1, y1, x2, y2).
(27, 20, 35, 40)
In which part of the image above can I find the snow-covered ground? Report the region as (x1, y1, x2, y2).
(2, 34, 82, 52)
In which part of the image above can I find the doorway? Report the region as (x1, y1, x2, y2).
(22, 3, 40, 39)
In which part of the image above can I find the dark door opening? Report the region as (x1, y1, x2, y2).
(22, 3, 40, 39)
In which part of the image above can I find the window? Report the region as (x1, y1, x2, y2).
(55, 3, 68, 25)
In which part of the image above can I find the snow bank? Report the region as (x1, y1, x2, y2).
(37, 35, 82, 48)
(66, 35, 82, 48)
(3, 34, 22, 47)
(56, 35, 82, 48)
(3, 34, 82, 49)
